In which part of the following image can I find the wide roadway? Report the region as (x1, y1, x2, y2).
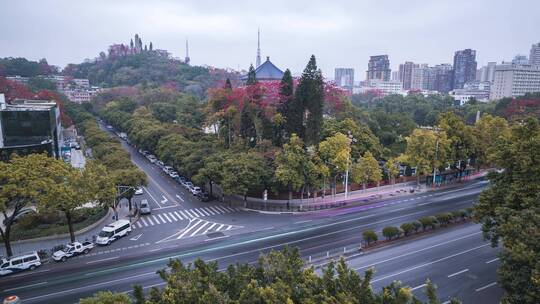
(0, 177, 501, 303)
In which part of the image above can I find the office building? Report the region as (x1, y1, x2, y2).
(0, 94, 62, 160)
(512, 55, 529, 66)
(366, 55, 391, 81)
(432, 64, 454, 93)
(411, 64, 435, 90)
(359, 79, 404, 96)
(334, 68, 355, 91)
(398, 61, 419, 90)
(490, 64, 540, 99)
(477, 62, 497, 83)
(452, 81, 491, 102)
(453, 49, 477, 89)
(529, 42, 540, 66)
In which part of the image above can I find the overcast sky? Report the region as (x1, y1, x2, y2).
(2, 0, 539, 79)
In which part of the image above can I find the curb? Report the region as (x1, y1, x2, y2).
(6, 208, 113, 245)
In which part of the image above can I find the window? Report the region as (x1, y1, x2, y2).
(23, 256, 37, 262)
(1, 262, 8, 268)
(11, 259, 23, 265)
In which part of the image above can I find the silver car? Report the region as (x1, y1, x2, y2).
(139, 199, 151, 215)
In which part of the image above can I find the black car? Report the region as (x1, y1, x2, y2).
(196, 192, 210, 202)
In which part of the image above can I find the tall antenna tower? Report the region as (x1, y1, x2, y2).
(256, 28, 261, 68)
(184, 38, 190, 65)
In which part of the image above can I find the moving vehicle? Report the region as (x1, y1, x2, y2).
(134, 187, 144, 195)
(95, 220, 132, 246)
(139, 199, 151, 215)
(0, 252, 41, 276)
(52, 241, 94, 262)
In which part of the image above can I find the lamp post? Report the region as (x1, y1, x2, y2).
(345, 132, 357, 199)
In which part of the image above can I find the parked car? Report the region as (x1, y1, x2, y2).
(139, 199, 151, 215)
(0, 252, 41, 276)
(134, 187, 144, 195)
(196, 192, 210, 202)
(169, 171, 179, 179)
(157, 161, 165, 168)
(52, 241, 94, 262)
(190, 186, 202, 195)
(146, 155, 157, 163)
(163, 165, 174, 173)
(177, 176, 186, 183)
(96, 220, 132, 246)
(184, 182, 194, 189)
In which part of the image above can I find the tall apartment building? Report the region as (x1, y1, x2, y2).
(398, 61, 418, 90)
(530, 42, 540, 66)
(512, 55, 529, 65)
(411, 64, 434, 90)
(366, 55, 391, 81)
(453, 49, 477, 89)
(490, 64, 540, 99)
(477, 62, 497, 83)
(433, 64, 454, 93)
(334, 68, 355, 90)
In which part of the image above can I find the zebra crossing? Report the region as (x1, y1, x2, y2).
(175, 218, 242, 240)
(133, 205, 239, 228)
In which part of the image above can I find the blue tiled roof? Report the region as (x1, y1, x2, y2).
(241, 57, 284, 81)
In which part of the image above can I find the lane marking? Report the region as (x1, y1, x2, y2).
(177, 219, 202, 239)
(475, 282, 497, 292)
(216, 224, 224, 231)
(86, 256, 119, 264)
(175, 194, 184, 202)
(294, 220, 312, 224)
(179, 210, 189, 219)
(151, 215, 160, 224)
(410, 283, 426, 291)
(199, 208, 211, 216)
(371, 244, 489, 283)
(168, 212, 178, 221)
(157, 214, 166, 223)
(10, 269, 50, 278)
(203, 223, 217, 234)
(209, 206, 221, 214)
(130, 233, 143, 241)
(448, 268, 469, 278)
(143, 186, 162, 208)
(146, 216, 154, 226)
(190, 221, 209, 237)
(3, 281, 48, 292)
(205, 207, 216, 215)
(486, 257, 499, 264)
(161, 195, 168, 204)
(162, 213, 172, 223)
(174, 211, 184, 220)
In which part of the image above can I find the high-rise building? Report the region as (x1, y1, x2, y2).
(366, 55, 391, 81)
(477, 62, 497, 83)
(411, 64, 436, 90)
(490, 64, 540, 99)
(432, 64, 454, 93)
(529, 42, 540, 66)
(453, 49, 477, 89)
(334, 68, 355, 91)
(512, 55, 528, 65)
(391, 71, 399, 81)
(398, 61, 418, 90)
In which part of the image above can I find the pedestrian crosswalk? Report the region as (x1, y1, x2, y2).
(133, 205, 239, 228)
(176, 218, 242, 240)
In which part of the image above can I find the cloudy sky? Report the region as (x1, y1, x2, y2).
(2, 0, 539, 79)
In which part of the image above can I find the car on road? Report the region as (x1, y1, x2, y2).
(139, 199, 151, 215)
(169, 171, 179, 179)
(52, 241, 94, 262)
(190, 186, 202, 195)
(196, 192, 210, 202)
(163, 165, 174, 173)
(176, 176, 186, 183)
(146, 155, 157, 163)
(134, 187, 144, 195)
(106, 125, 113, 129)
(184, 181, 194, 189)
(96, 220, 132, 246)
(0, 251, 41, 276)
(157, 161, 165, 168)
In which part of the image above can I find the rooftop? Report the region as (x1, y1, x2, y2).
(241, 56, 284, 81)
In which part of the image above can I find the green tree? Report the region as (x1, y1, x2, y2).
(275, 134, 308, 201)
(437, 112, 475, 175)
(322, 118, 382, 159)
(295, 55, 324, 146)
(474, 117, 540, 304)
(278, 69, 302, 141)
(111, 168, 147, 211)
(0, 154, 51, 257)
(79, 291, 131, 304)
(385, 157, 401, 185)
(382, 226, 400, 240)
(362, 230, 378, 246)
(221, 152, 269, 202)
(246, 64, 257, 85)
(351, 151, 382, 191)
(400, 223, 416, 236)
(193, 152, 227, 198)
(319, 133, 351, 197)
(473, 114, 510, 169)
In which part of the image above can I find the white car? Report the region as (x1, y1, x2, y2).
(190, 186, 202, 195)
(52, 241, 94, 262)
(0, 252, 41, 276)
(169, 171, 179, 179)
(96, 220, 132, 246)
(157, 161, 165, 167)
(134, 187, 144, 195)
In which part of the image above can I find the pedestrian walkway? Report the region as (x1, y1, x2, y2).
(133, 205, 240, 229)
(175, 218, 242, 240)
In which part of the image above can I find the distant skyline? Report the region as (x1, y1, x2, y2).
(1, 0, 539, 79)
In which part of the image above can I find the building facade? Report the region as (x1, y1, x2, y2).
(477, 62, 497, 83)
(359, 79, 403, 96)
(0, 94, 62, 160)
(411, 64, 435, 90)
(490, 64, 540, 99)
(240, 56, 284, 82)
(398, 61, 418, 90)
(366, 55, 391, 81)
(334, 68, 354, 91)
(432, 64, 454, 93)
(453, 49, 477, 89)
(530, 42, 540, 67)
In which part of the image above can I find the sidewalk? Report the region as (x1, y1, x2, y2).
(0, 200, 136, 258)
(227, 171, 487, 213)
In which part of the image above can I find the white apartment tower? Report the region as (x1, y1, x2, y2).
(530, 42, 540, 66)
(490, 64, 540, 99)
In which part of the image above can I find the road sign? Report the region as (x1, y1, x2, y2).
(263, 189, 268, 201)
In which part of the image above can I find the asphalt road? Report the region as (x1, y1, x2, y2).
(0, 123, 501, 303)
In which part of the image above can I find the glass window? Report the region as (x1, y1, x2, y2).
(11, 259, 23, 265)
(23, 256, 37, 262)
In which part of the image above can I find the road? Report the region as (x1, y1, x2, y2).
(0, 124, 502, 303)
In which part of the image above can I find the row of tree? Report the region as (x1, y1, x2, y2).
(80, 247, 460, 304)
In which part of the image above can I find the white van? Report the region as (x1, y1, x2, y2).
(0, 251, 41, 276)
(96, 219, 132, 246)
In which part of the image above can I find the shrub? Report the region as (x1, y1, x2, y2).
(382, 226, 400, 240)
(412, 221, 422, 232)
(419, 216, 438, 231)
(362, 230, 378, 246)
(435, 212, 453, 226)
(465, 207, 474, 218)
(451, 210, 463, 221)
(400, 223, 416, 236)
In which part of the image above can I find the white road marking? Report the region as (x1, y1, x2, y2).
(177, 219, 202, 239)
(203, 223, 217, 234)
(136, 221, 142, 228)
(225, 206, 237, 212)
(205, 207, 215, 215)
(143, 186, 162, 208)
(371, 244, 489, 282)
(130, 233, 143, 241)
(199, 208, 211, 216)
(215, 206, 228, 213)
(475, 282, 497, 292)
(174, 211, 184, 220)
(216, 224, 225, 231)
(157, 214, 166, 223)
(209, 206, 221, 214)
(86, 256, 119, 264)
(225, 225, 232, 231)
(162, 213, 172, 223)
(294, 220, 312, 224)
(190, 221, 209, 237)
(486, 257, 500, 264)
(168, 212, 178, 221)
(10, 269, 50, 278)
(179, 210, 190, 219)
(3, 281, 48, 292)
(146, 217, 154, 225)
(185, 209, 199, 218)
(161, 195, 168, 204)
(448, 268, 469, 278)
(175, 194, 184, 202)
(410, 283, 426, 291)
(151, 215, 160, 224)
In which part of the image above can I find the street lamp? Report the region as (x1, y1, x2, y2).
(344, 131, 357, 199)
